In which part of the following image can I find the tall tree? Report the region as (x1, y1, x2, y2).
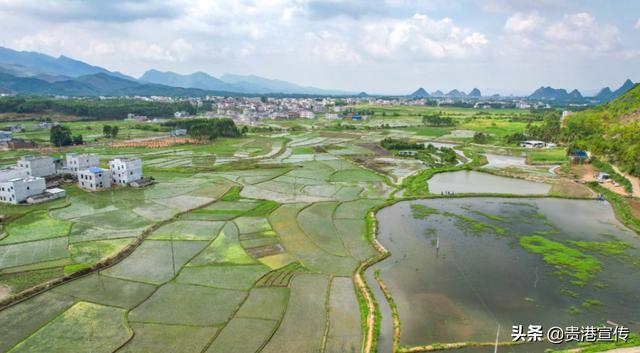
(50, 125, 73, 147)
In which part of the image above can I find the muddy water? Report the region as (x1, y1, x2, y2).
(483, 153, 527, 168)
(369, 198, 640, 350)
(428, 171, 551, 195)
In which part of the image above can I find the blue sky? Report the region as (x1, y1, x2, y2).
(0, 0, 638, 95)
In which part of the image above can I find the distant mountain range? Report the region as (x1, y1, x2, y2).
(528, 79, 635, 102)
(0, 46, 353, 96)
(140, 70, 352, 95)
(0, 46, 636, 100)
(408, 87, 482, 98)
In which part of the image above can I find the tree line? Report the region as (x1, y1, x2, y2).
(0, 96, 197, 119)
(163, 118, 241, 140)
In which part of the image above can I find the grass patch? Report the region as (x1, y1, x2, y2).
(220, 185, 242, 201)
(244, 200, 280, 217)
(9, 302, 131, 353)
(519, 235, 602, 283)
(2, 211, 71, 244)
(410, 204, 439, 220)
(568, 240, 632, 256)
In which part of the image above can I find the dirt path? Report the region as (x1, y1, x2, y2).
(573, 164, 629, 196)
(0, 285, 10, 302)
(611, 165, 640, 198)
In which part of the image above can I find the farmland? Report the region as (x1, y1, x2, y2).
(0, 102, 638, 353)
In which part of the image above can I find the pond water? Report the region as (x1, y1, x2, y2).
(483, 153, 526, 168)
(428, 171, 551, 195)
(369, 198, 640, 350)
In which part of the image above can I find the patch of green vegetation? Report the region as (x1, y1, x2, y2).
(0, 267, 65, 293)
(410, 204, 439, 220)
(567, 305, 582, 315)
(519, 235, 602, 283)
(568, 240, 632, 256)
(468, 210, 506, 222)
(2, 211, 72, 244)
(443, 211, 508, 236)
(220, 185, 242, 201)
(244, 200, 279, 217)
(581, 298, 604, 310)
(62, 263, 91, 274)
(559, 288, 579, 298)
(527, 149, 568, 164)
(292, 146, 315, 154)
(9, 302, 132, 353)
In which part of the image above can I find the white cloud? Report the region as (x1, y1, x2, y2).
(543, 13, 619, 51)
(503, 12, 621, 55)
(305, 31, 362, 64)
(361, 13, 489, 59)
(635, 18, 640, 30)
(504, 12, 545, 33)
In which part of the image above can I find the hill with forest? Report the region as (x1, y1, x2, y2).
(564, 83, 640, 176)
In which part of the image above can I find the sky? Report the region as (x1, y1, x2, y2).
(0, 0, 638, 95)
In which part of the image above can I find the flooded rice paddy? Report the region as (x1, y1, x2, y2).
(369, 198, 640, 350)
(428, 171, 551, 195)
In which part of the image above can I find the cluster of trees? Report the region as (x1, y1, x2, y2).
(163, 118, 240, 140)
(422, 114, 455, 126)
(501, 111, 564, 145)
(380, 137, 424, 150)
(102, 125, 119, 138)
(0, 97, 197, 119)
(563, 105, 640, 176)
(473, 132, 490, 144)
(50, 125, 83, 147)
(525, 112, 562, 142)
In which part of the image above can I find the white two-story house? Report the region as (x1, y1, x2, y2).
(108, 158, 143, 185)
(17, 156, 56, 177)
(66, 153, 100, 173)
(78, 167, 112, 191)
(0, 177, 46, 204)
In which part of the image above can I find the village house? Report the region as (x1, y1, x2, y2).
(174, 111, 190, 118)
(519, 140, 546, 149)
(78, 167, 112, 191)
(26, 188, 66, 204)
(171, 128, 187, 136)
(0, 177, 46, 204)
(0, 131, 12, 142)
(66, 153, 100, 173)
(300, 111, 315, 119)
(17, 156, 56, 177)
(0, 166, 29, 182)
(108, 157, 143, 185)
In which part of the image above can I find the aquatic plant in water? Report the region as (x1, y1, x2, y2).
(519, 235, 602, 284)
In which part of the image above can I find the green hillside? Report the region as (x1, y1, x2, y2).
(564, 83, 640, 176)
